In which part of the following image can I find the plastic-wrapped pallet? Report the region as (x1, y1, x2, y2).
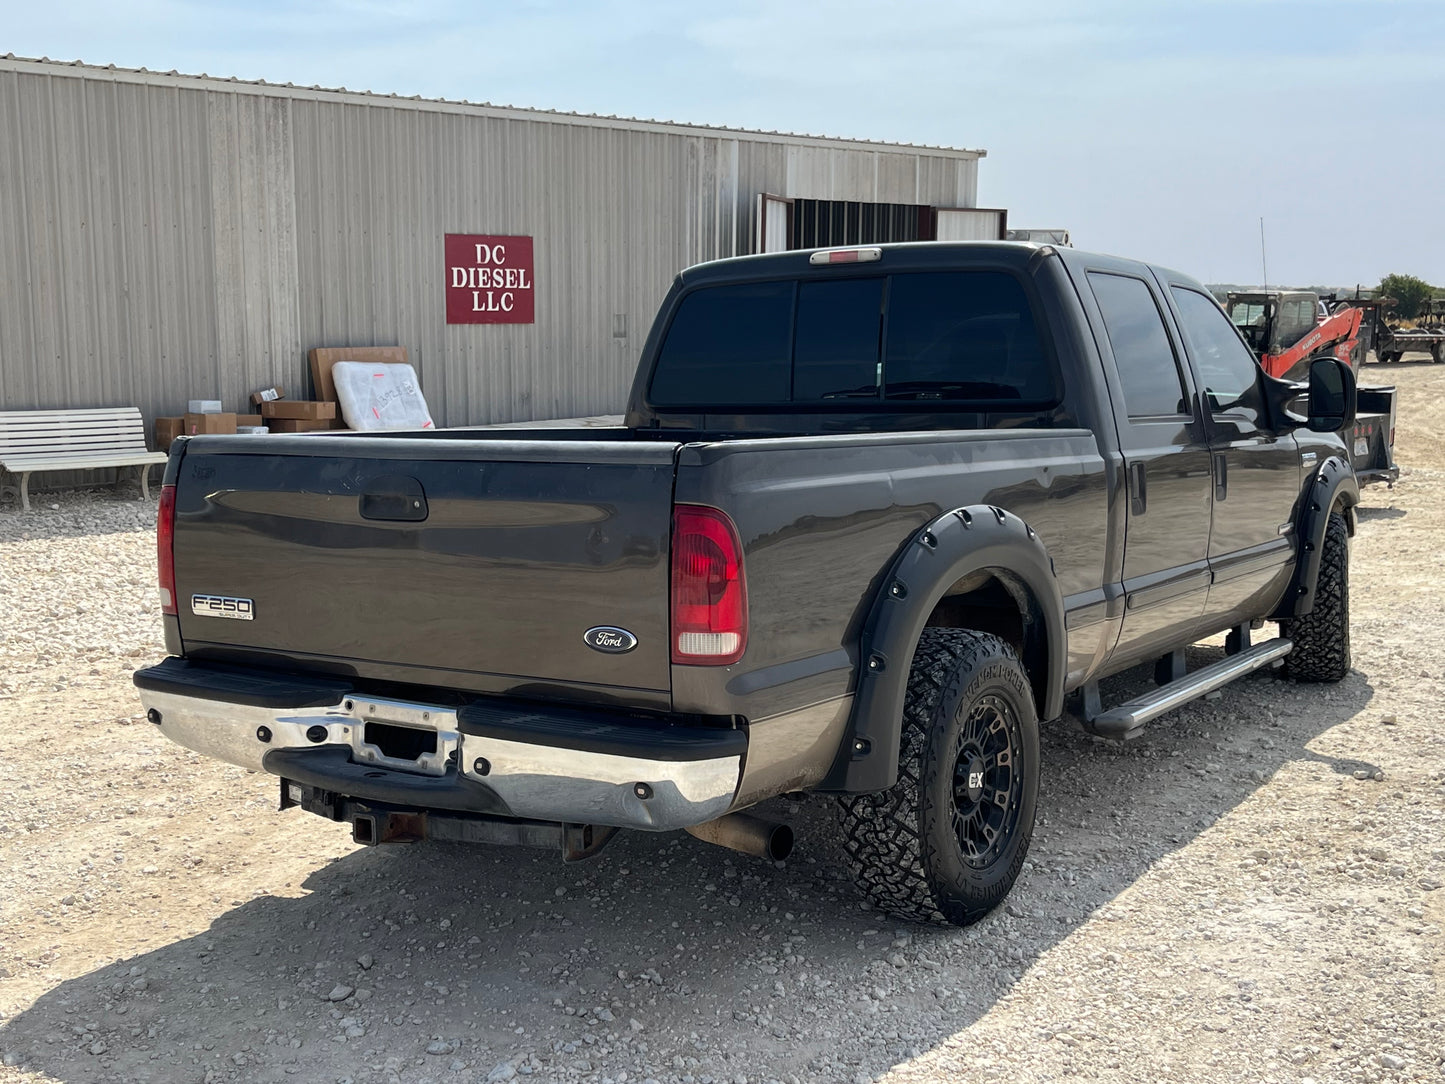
(330, 361, 435, 431)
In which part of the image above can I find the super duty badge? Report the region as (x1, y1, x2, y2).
(191, 594, 255, 621)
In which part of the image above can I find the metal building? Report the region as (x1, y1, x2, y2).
(0, 55, 990, 433)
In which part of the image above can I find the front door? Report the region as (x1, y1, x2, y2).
(1083, 269, 1214, 668)
(1165, 284, 1300, 626)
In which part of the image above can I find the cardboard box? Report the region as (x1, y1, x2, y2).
(236, 413, 263, 427)
(309, 346, 407, 404)
(183, 412, 237, 435)
(261, 399, 337, 421)
(266, 418, 330, 434)
(250, 385, 284, 406)
(154, 416, 184, 452)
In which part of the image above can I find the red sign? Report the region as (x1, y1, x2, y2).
(444, 234, 535, 324)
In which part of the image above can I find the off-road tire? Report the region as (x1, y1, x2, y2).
(838, 629, 1040, 926)
(1283, 510, 1351, 683)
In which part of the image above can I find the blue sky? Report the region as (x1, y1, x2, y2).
(9, 0, 1444, 285)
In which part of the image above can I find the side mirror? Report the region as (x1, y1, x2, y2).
(1306, 356, 1356, 432)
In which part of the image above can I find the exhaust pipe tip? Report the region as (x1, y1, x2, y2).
(764, 822, 794, 863)
(685, 813, 794, 863)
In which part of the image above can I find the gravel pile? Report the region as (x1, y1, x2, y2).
(1, 365, 1443, 1084)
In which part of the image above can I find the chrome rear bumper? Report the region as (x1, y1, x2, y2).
(135, 664, 744, 832)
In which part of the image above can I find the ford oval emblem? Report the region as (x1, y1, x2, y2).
(583, 626, 638, 654)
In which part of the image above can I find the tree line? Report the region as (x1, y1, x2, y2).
(1377, 273, 1443, 320)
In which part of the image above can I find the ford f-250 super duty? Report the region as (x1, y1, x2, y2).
(136, 242, 1362, 926)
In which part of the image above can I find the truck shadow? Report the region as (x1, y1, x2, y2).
(0, 649, 1377, 1084)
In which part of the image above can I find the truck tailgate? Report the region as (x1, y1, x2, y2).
(170, 435, 679, 704)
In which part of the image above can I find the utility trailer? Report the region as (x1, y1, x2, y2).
(1329, 295, 1445, 365)
(1371, 298, 1445, 364)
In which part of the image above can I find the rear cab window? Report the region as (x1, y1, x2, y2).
(648, 270, 1060, 410)
(648, 282, 794, 405)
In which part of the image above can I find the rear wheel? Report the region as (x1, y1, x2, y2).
(1283, 511, 1351, 683)
(839, 629, 1039, 926)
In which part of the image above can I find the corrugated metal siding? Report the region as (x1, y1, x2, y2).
(0, 58, 983, 437)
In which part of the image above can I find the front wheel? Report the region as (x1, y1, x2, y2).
(839, 629, 1040, 926)
(1283, 510, 1351, 682)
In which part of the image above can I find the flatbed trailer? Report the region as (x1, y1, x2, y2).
(1374, 325, 1445, 365)
(1333, 296, 1445, 365)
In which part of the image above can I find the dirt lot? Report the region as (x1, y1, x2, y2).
(2, 363, 1443, 1084)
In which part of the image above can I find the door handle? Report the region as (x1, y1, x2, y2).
(1129, 462, 1147, 516)
(360, 474, 429, 521)
(1213, 454, 1227, 501)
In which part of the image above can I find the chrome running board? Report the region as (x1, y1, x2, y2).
(1089, 637, 1293, 741)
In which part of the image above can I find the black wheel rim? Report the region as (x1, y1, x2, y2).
(950, 694, 1023, 870)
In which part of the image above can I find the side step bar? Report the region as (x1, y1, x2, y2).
(1087, 637, 1293, 741)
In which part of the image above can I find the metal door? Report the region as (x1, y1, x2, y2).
(1165, 283, 1301, 626)
(1081, 268, 1214, 667)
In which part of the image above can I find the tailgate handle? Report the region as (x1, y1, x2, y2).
(360, 475, 429, 522)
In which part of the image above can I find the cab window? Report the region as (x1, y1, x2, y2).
(1171, 287, 1262, 414)
(1087, 272, 1189, 418)
(650, 271, 1059, 408)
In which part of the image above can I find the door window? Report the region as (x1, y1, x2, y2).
(1087, 272, 1189, 417)
(1171, 287, 1263, 415)
(1273, 297, 1315, 353)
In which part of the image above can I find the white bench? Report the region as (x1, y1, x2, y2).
(0, 408, 168, 512)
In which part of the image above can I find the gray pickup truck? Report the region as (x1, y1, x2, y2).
(136, 241, 1362, 926)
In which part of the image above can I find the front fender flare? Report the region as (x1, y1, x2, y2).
(821, 505, 1065, 793)
(1273, 455, 1358, 620)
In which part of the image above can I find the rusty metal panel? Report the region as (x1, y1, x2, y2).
(0, 57, 984, 447)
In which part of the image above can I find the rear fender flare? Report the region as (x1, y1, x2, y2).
(822, 505, 1065, 793)
(1274, 455, 1358, 619)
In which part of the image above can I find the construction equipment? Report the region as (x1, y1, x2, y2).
(1226, 289, 1366, 381)
(1225, 289, 1398, 488)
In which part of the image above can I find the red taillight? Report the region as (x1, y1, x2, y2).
(670, 505, 747, 665)
(157, 484, 177, 616)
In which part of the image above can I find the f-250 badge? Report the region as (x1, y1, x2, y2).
(191, 594, 255, 621)
(583, 626, 637, 654)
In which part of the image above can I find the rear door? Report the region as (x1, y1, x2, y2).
(1079, 265, 1213, 665)
(1162, 283, 1300, 625)
(171, 436, 679, 706)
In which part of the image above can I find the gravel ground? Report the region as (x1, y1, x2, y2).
(2, 362, 1443, 1084)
